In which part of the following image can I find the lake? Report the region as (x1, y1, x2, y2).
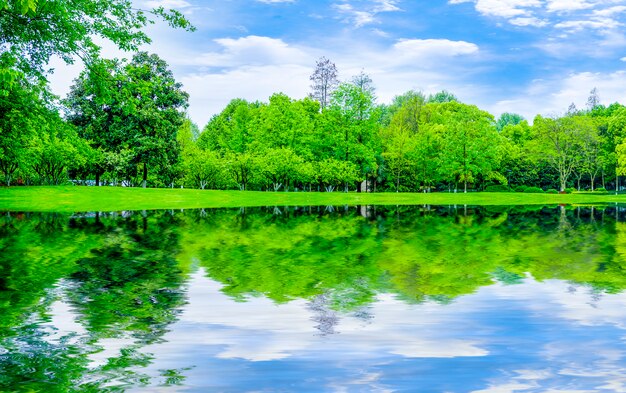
(2, 205, 626, 392)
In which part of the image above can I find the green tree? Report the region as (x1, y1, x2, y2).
(65, 53, 189, 188)
(64, 59, 121, 185)
(496, 112, 524, 132)
(0, 0, 193, 83)
(122, 52, 189, 187)
(316, 158, 358, 192)
(254, 93, 318, 160)
(427, 90, 458, 103)
(533, 115, 594, 191)
(28, 126, 89, 185)
(382, 93, 440, 192)
(259, 147, 304, 191)
(429, 102, 503, 192)
(329, 81, 379, 191)
(184, 149, 228, 190)
(227, 151, 258, 191)
(381, 127, 417, 192)
(198, 99, 260, 154)
(0, 68, 41, 185)
(499, 121, 541, 187)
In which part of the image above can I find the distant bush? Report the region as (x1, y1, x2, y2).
(485, 184, 509, 192)
(565, 188, 574, 194)
(595, 187, 607, 192)
(523, 186, 544, 193)
(514, 185, 527, 193)
(546, 189, 558, 194)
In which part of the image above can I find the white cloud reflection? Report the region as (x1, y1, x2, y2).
(161, 270, 489, 362)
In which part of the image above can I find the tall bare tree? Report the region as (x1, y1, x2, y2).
(309, 57, 338, 111)
(351, 70, 375, 99)
(587, 87, 600, 110)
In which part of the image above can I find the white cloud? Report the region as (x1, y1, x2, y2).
(474, 0, 542, 18)
(144, 270, 488, 362)
(545, 0, 594, 13)
(333, 0, 402, 27)
(206, 35, 309, 66)
(488, 70, 626, 120)
(509, 16, 549, 26)
(392, 38, 479, 57)
(181, 64, 312, 127)
(593, 5, 626, 17)
(372, 0, 401, 12)
(160, 35, 482, 125)
(449, 0, 626, 35)
(555, 17, 623, 31)
(468, 278, 626, 393)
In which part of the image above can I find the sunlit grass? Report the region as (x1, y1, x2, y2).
(1, 186, 626, 212)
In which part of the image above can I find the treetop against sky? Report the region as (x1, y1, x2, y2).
(47, 0, 626, 128)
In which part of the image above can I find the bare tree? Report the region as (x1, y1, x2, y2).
(309, 56, 338, 111)
(567, 102, 578, 116)
(351, 69, 376, 99)
(587, 87, 600, 110)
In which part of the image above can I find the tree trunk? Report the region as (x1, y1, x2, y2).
(464, 180, 467, 194)
(590, 174, 595, 191)
(356, 181, 362, 193)
(142, 162, 147, 188)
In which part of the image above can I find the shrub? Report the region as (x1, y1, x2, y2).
(485, 184, 509, 192)
(565, 188, 574, 194)
(546, 189, 558, 194)
(523, 186, 544, 193)
(595, 187, 607, 192)
(514, 185, 527, 193)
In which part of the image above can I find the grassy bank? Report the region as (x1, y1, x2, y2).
(1, 186, 626, 212)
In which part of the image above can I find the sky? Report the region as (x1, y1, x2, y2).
(49, 0, 626, 128)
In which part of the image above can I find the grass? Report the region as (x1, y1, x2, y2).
(2, 186, 626, 212)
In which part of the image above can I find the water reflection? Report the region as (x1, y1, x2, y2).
(1, 205, 626, 391)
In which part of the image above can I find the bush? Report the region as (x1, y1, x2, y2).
(546, 189, 558, 194)
(485, 184, 510, 192)
(565, 187, 574, 194)
(523, 186, 544, 193)
(595, 187, 607, 192)
(514, 185, 527, 193)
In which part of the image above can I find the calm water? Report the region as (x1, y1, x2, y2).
(2, 205, 626, 392)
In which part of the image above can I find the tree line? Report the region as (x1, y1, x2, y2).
(2, 2, 626, 192)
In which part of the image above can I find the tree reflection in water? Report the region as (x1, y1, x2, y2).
(1, 204, 626, 391)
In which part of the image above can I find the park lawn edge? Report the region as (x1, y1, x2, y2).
(2, 186, 626, 213)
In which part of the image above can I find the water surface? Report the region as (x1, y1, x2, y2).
(2, 205, 626, 392)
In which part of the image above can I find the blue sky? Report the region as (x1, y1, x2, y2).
(51, 0, 626, 127)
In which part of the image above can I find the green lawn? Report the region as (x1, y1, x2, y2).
(1, 186, 626, 212)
